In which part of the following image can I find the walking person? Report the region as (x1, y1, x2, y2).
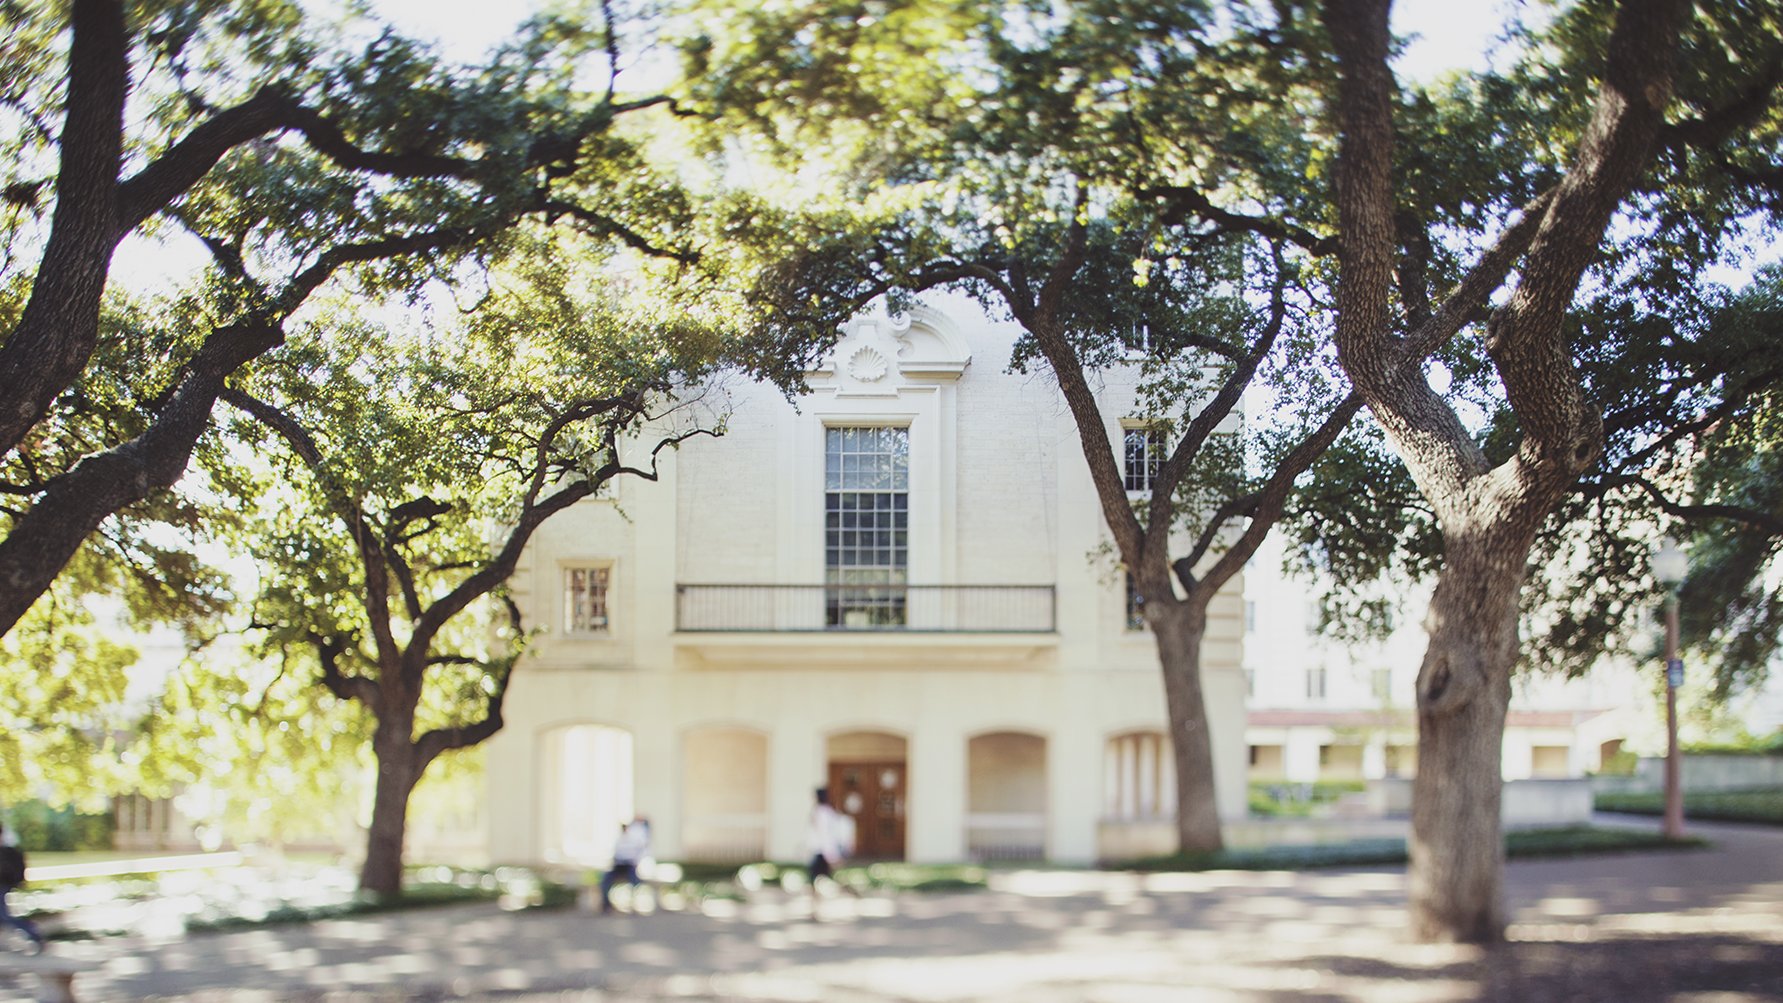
(598, 815, 651, 914)
(806, 787, 856, 911)
(0, 824, 43, 954)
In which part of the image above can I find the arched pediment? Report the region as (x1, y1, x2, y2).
(811, 303, 972, 396)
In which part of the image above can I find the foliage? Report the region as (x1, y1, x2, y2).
(1595, 787, 1783, 825)
(1, 801, 115, 852)
(0, 572, 142, 807)
(1256, 3, 1783, 707)
(1594, 748, 1640, 776)
(1682, 729, 1783, 756)
(129, 641, 375, 848)
(0, 0, 786, 642)
(1247, 780, 1368, 818)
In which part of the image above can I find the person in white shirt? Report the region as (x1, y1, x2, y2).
(807, 787, 851, 886)
(598, 816, 651, 914)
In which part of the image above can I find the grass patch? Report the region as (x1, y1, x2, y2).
(1117, 825, 1701, 872)
(28, 865, 575, 941)
(842, 862, 990, 893)
(706, 860, 991, 897)
(1247, 780, 1367, 818)
(1595, 787, 1783, 825)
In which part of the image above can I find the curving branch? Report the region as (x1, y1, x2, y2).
(1603, 473, 1783, 537)
(222, 389, 405, 666)
(1660, 49, 1783, 152)
(1402, 188, 1555, 364)
(314, 632, 381, 710)
(275, 225, 484, 317)
(1147, 183, 1338, 257)
(538, 198, 699, 265)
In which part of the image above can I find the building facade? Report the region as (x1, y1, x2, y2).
(1241, 536, 1630, 784)
(484, 293, 1249, 868)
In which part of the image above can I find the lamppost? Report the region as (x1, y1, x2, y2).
(1651, 536, 1688, 840)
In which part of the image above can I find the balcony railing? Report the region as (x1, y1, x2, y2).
(676, 584, 1056, 633)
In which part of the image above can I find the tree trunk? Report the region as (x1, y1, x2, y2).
(360, 720, 424, 898)
(1152, 604, 1223, 853)
(1407, 538, 1522, 943)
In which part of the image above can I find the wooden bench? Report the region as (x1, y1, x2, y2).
(0, 953, 100, 1002)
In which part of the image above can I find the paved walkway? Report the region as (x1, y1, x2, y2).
(7, 817, 1780, 1002)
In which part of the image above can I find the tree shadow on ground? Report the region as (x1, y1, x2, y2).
(1295, 932, 1783, 1002)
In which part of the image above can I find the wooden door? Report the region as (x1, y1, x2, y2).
(828, 760, 906, 860)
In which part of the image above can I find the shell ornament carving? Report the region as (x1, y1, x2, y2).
(846, 345, 890, 382)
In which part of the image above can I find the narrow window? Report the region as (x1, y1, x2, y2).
(1120, 323, 1151, 358)
(1123, 428, 1161, 493)
(1125, 571, 1147, 631)
(564, 566, 611, 634)
(1372, 667, 1393, 701)
(1306, 666, 1327, 701)
(826, 426, 909, 627)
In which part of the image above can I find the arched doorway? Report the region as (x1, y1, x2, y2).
(682, 726, 769, 862)
(538, 723, 633, 866)
(826, 730, 907, 860)
(967, 731, 1047, 861)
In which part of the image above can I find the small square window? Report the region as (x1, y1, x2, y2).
(564, 566, 611, 634)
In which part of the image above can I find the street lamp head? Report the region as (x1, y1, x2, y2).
(1652, 536, 1688, 588)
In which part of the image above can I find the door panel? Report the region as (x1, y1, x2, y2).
(828, 760, 906, 860)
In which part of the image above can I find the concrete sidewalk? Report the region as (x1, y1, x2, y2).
(9, 818, 1780, 1002)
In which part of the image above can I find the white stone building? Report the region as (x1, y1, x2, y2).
(1241, 536, 1632, 784)
(483, 293, 1249, 868)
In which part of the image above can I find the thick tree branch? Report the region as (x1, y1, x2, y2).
(1186, 391, 1367, 600)
(0, 0, 128, 457)
(1482, 0, 1690, 490)
(1661, 48, 1783, 151)
(0, 321, 281, 635)
(314, 633, 381, 709)
(1403, 189, 1555, 363)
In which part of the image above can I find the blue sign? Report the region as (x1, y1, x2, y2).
(1667, 658, 1684, 689)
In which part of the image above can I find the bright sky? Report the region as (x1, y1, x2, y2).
(358, 0, 1524, 79)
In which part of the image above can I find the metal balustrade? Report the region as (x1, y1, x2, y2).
(675, 584, 1056, 633)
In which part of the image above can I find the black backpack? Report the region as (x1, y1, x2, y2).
(0, 845, 24, 887)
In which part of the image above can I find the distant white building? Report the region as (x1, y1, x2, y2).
(484, 293, 1249, 867)
(1242, 536, 1634, 784)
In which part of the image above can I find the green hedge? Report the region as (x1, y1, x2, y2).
(1247, 780, 1368, 817)
(1118, 825, 1700, 872)
(4, 801, 115, 852)
(1595, 788, 1783, 825)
